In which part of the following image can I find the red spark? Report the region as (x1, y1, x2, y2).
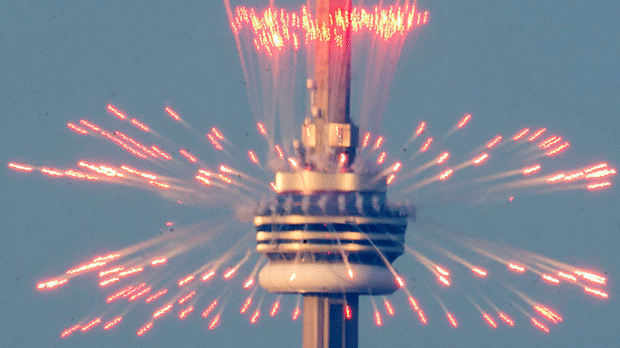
(256, 122, 267, 136)
(151, 257, 167, 266)
(377, 152, 387, 164)
(587, 182, 611, 190)
(539, 136, 561, 149)
(211, 127, 225, 140)
(415, 122, 426, 136)
(80, 318, 101, 332)
(178, 291, 196, 305)
(362, 132, 371, 147)
(130, 118, 150, 132)
(439, 168, 453, 180)
(106, 285, 133, 303)
(207, 133, 223, 150)
(8, 162, 34, 172)
(408, 296, 419, 311)
(99, 277, 119, 287)
(208, 315, 221, 330)
(103, 317, 123, 330)
(374, 136, 384, 149)
(345, 305, 353, 320)
(106, 104, 126, 120)
(546, 142, 570, 156)
(438, 275, 451, 287)
(243, 278, 255, 289)
(270, 182, 278, 191)
(384, 299, 395, 316)
(66, 261, 107, 275)
(436, 152, 449, 164)
(447, 312, 458, 328)
(145, 288, 168, 303)
(274, 144, 284, 159)
(482, 313, 497, 329)
(473, 153, 489, 165)
(118, 267, 143, 277)
(533, 305, 563, 324)
(508, 263, 526, 273)
(270, 301, 280, 317)
(417, 309, 428, 324)
(153, 304, 173, 319)
(136, 321, 153, 336)
(179, 149, 197, 163)
(472, 267, 487, 277)
(223, 267, 237, 279)
(99, 266, 124, 277)
(60, 324, 81, 338)
(67, 122, 88, 135)
(457, 114, 472, 128)
(79, 119, 101, 131)
(523, 165, 541, 175)
(202, 300, 219, 318)
(542, 274, 560, 285)
(528, 128, 547, 141)
(557, 271, 577, 282)
(250, 310, 261, 324)
(151, 145, 172, 160)
(436, 265, 450, 276)
(395, 275, 405, 288)
(584, 286, 609, 299)
(248, 150, 259, 164)
(37, 278, 68, 290)
(486, 135, 502, 149)
(374, 310, 382, 326)
(531, 318, 550, 333)
(498, 312, 514, 327)
(240, 297, 252, 314)
(179, 306, 194, 320)
(164, 107, 181, 121)
(129, 287, 151, 301)
(292, 307, 301, 321)
(574, 270, 606, 285)
(202, 270, 216, 281)
(513, 128, 530, 141)
(420, 137, 433, 152)
(178, 275, 195, 287)
(386, 173, 396, 185)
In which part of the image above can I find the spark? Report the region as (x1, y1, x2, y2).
(107, 104, 126, 120)
(533, 305, 563, 324)
(384, 298, 395, 316)
(587, 182, 611, 190)
(151, 145, 172, 160)
(130, 118, 150, 132)
(415, 122, 426, 136)
(408, 296, 419, 311)
(224, 268, 237, 279)
(243, 278, 255, 289)
(292, 307, 301, 321)
(557, 271, 577, 282)
(508, 263, 526, 273)
(417, 309, 428, 324)
(362, 132, 371, 147)
(457, 114, 472, 128)
(240, 297, 252, 314)
(386, 174, 396, 185)
(574, 270, 606, 285)
(79, 119, 101, 131)
(37, 278, 67, 290)
(136, 321, 153, 336)
(211, 127, 225, 140)
(248, 150, 259, 164)
(67, 122, 88, 134)
(118, 267, 143, 277)
(395, 275, 405, 288)
(513, 128, 530, 141)
(60, 324, 81, 338)
(539, 136, 561, 149)
(377, 152, 387, 164)
(250, 310, 261, 324)
(208, 314, 221, 330)
(207, 133, 223, 150)
(439, 168, 453, 180)
(66, 261, 107, 275)
(179, 149, 197, 163)
(438, 275, 451, 287)
(541, 274, 560, 285)
(202, 300, 219, 318)
(486, 135, 502, 149)
(164, 107, 181, 121)
(270, 301, 280, 317)
(274, 144, 284, 159)
(436, 152, 449, 164)
(584, 286, 609, 299)
(531, 318, 550, 333)
(99, 267, 124, 277)
(498, 312, 514, 326)
(374, 136, 384, 149)
(80, 318, 101, 332)
(374, 310, 382, 326)
(345, 305, 353, 320)
(145, 288, 168, 303)
(546, 142, 570, 156)
(446, 312, 458, 328)
(179, 306, 194, 319)
(153, 304, 173, 319)
(151, 257, 167, 266)
(103, 317, 123, 330)
(178, 291, 196, 305)
(202, 270, 216, 281)
(528, 128, 547, 141)
(256, 122, 267, 136)
(473, 153, 489, 165)
(106, 286, 133, 303)
(472, 267, 488, 277)
(99, 277, 120, 287)
(420, 137, 433, 152)
(482, 313, 497, 329)
(178, 275, 195, 286)
(129, 287, 151, 301)
(523, 165, 541, 175)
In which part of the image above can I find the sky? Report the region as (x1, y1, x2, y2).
(1, 1, 619, 347)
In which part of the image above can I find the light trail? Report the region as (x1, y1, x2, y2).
(531, 318, 550, 333)
(103, 317, 123, 330)
(446, 312, 458, 328)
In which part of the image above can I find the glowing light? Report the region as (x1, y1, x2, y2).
(288, 157, 300, 169)
(533, 305, 563, 324)
(164, 107, 181, 121)
(270, 182, 278, 191)
(557, 271, 577, 282)
(587, 182, 611, 190)
(420, 137, 433, 152)
(292, 307, 301, 321)
(482, 313, 497, 329)
(447, 312, 458, 328)
(528, 128, 547, 141)
(67, 122, 88, 135)
(130, 118, 150, 132)
(374, 310, 382, 326)
(408, 296, 419, 311)
(99, 277, 120, 287)
(107, 104, 126, 120)
(546, 142, 570, 156)
(202, 300, 219, 318)
(457, 114, 472, 128)
(37, 278, 67, 290)
(118, 267, 143, 277)
(106, 286, 133, 303)
(208, 315, 221, 330)
(523, 165, 541, 175)
(386, 174, 396, 185)
(347, 269, 354, 279)
(178, 275, 195, 286)
(153, 304, 173, 319)
(151, 258, 167, 266)
(129, 287, 151, 301)
(8, 162, 34, 172)
(178, 306, 194, 320)
(415, 122, 426, 136)
(250, 310, 261, 324)
(439, 169, 453, 180)
(79, 119, 101, 131)
(248, 150, 259, 164)
(151, 146, 172, 160)
(574, 270, 606, 285)
(66, 261, 107, 275)
(473, 153, 489, 165)
(584, 286, 609, 299)
(486, 135, 502, 149)
(472, 267, 487, 277)
(243, 278, 255, 289)
(240, 297, 252, 313)
(542, 274, 560, 285)
(531, 318, 550, 333)
(374, 136, 384, 149)
(270, 301, 280, 316)
(202, 270, 216, 281)
(207, 133, 223, 150)
(256, 122, 267, 136)
(395, 275, 405, 287)
(438, 275, 451, 287)
(508, 263, 526, 273)
(384, 299, 395, 316)
(80, 318, 101, 332)
(99, 267, 124, 277)
(178, 291, 196, 305)
(211, 127, 225, 140)
(60, 324, 81, 338)
(586, 169, 616, 179)
(436, 152, 449, 164)
(223, 268, 237, 279)
(274, 144, 284, 159)
(539, 136, 561, 149)
(513, 128, 530, 141)
(498, 312, 514, 326)
(436, 265, 450, 276)
(136, 321, 153, 336)
(377, 152, 387, 164)
(145, 288, 168, 303)
(362, 132, 371, 147)
(179, 149, 197, 163)
(417, 309, 428, 324)
(103, 317, 123, 330)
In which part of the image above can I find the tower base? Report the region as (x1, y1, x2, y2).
(303, 294, 358, 348)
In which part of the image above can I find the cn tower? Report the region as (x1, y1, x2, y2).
(253, 1, 411, 347)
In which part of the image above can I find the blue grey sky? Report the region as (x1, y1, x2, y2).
(1, 1, 619, 347)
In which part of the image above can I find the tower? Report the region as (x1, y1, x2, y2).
(254, 1, 411, 347)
